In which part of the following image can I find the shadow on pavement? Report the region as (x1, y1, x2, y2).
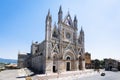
(16, 76, 26, 78)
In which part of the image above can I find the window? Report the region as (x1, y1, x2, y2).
(53, 31, 57, 38)
(66, 56, 70, 60)
(66, 32, 71, 39)
(35, 50, 37, 53)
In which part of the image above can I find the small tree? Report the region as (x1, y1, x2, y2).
(100, 60, 105, 69)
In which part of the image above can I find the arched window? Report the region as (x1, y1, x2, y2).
(52, 31, 57, 38)
(66, 56, 70, 60)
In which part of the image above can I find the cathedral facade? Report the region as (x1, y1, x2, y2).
(18, 6, 85, 74)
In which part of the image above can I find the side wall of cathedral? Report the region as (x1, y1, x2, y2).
(30, 41, 46, 73)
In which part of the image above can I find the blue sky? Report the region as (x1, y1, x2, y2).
(0, 0, 120, 60)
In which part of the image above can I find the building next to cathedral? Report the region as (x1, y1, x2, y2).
(85, 52, 91, 69)
(18, 6, 86, 74)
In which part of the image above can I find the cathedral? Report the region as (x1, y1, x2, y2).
(18, 6, 85, 74)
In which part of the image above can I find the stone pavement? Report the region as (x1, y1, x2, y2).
(17, 68, 33, 80)
(0, 68, 29, 80)
(2, 69, 115, 80)
(79, 71, 120, 80)
(17, 68, 26, 80)
(35, 69, 98, 80)
(0, 69, 25, 80)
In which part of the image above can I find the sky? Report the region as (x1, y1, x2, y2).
(0, 0, 120, 60)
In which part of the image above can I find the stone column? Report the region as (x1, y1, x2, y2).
(45, 60, 53, 74)
(82, 60, 85, 70)
(76, 60, 79, 70)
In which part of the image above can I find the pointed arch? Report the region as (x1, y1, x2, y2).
(63, 49, 76, 71)
(51, 52, 58, 60)
(51, 52, 58, 73)
(63, 49, 75, 60)
(52, 23, 59, 38)
(64, 14, 73, 26)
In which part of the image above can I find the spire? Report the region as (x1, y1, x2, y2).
(46, 9, 52, 25)
(80, 26, 84, 40)
(46, 9, 49, 18)
(53, 22, 58, 38)
(78, 26, 84, 45)
(67, 11, 70, 16)
(74, 15, 78, 30)
(45, 9, 52, 41)
(48, 9, 50, 16)
(58, 5, 63, 23)
(54, 22, 57, 30)
(80, 26, 84, 33)
(66, 11, 72, 20)
(46, 9, 51, 19)
(74, 15, 77, 22)
(58, 5, 62, 13)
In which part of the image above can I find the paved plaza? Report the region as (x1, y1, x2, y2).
(50, 71, 120, 80)
(0, 69, 120, 80)
(79, 71, 120, 80)
(0, 69, 26, 80)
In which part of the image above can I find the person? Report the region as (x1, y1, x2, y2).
(97, 69, 100, 73)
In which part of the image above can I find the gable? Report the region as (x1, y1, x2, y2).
(64, 14, 72, 26)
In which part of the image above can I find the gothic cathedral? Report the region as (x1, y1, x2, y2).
(18, 6, 85, 74)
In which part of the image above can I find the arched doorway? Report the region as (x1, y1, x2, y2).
(63, 50, 75, 71)
(66, 56, 71, 71)
(79, 56, 82, 70)
(53, 54, 58, 73)
(66, 62, 70, 71)
(53, 66, 56, 72)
